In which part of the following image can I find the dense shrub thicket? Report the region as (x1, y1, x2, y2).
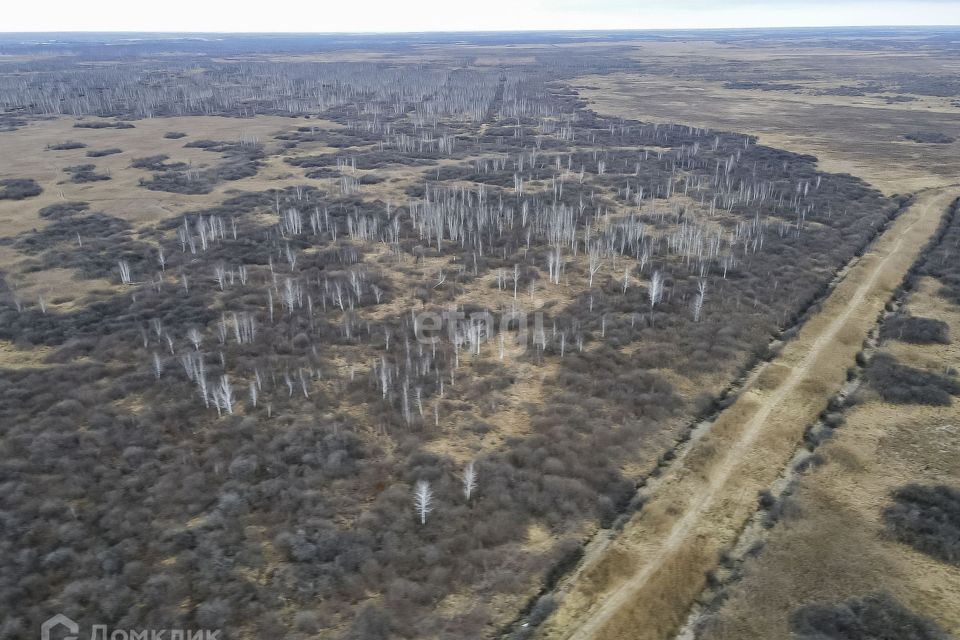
(790, 593, 951, 640)
(64, 164, 111, 183)
(0, 178, 42, 200)
(884, 484, 960, 566)
(38, 201, 90, 219)
(918, 200, 960, 305)
(880, 314, 950, 344)
(864, 354, 960, 405)
(135, 142, 263, 193)
(905, 131, 955, 144)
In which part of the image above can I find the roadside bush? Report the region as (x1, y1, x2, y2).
(790, 593, 950, 640)
(543, 539, 583, 591)
(883, 484, 960, 565)
(880, 314, 950, 344)
(864, 354, 960, 405)
(0, 178, 42, 200)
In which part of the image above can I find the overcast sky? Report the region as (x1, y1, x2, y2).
(4, 0, 959, 32)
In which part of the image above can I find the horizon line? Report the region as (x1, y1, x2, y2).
(2, 24, 959, 36)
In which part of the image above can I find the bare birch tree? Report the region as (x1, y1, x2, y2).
(414, 480, 433, 525)
(462, 461, 477, 502)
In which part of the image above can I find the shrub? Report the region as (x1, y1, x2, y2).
(292, 610, 321, 633)
(216, 162, 258, 181)
(164, 131, 187, 139)
(0, 178, 42, 200)
(6, 211, 132, 256)
(348, 604, 391, 640)
(38, 201, 89, 219)
(64, 164, 111, 183)
(86, 148, 123, 158)
(48, 141, 86, 150)
(130, 155, 185, 171)
(195, 599, 231, 628)
(865, 354, 960, 405)
(880, 314, 950, 344)
(905, 131, 955, 144)
(543, 539, 583, 590)
(183, 139, 220, 149)
(139, 171, 214, 195)
(790, 593, 950, 640)
(73, 121, 134, 129)
(883, 484, 960, 565)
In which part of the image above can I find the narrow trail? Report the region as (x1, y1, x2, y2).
(540, 187, 959, 640)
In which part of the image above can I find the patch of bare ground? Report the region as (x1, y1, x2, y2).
(536, 188, 959, 640)
(697, 273, 960, 639)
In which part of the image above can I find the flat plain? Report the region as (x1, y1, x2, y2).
(0, 28, 958, 640)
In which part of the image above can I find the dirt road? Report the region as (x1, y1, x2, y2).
(537, 187, 960, 640)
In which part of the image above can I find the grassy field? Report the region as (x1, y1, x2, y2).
(537, 187, 959, 640)
(574, 40, 960, 195)
(697, 270, 960, 639)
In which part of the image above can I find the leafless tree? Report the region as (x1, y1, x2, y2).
(691, 279, 707, 322)
(214, 264, 227, 291)
(649, 270, 664, 317)
(118, 260, 132, 285)
(217, 375, 234, 415)
(414, 480, 433, 525)
(463, 461, 477, 502)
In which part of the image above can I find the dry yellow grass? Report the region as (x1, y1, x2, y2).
(575, 56, 960, 196)
(700, 275, 960, 639)
(537, 188, 958, 640)
(0, 339, 55, 368)
(0, 115, 331, 231)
